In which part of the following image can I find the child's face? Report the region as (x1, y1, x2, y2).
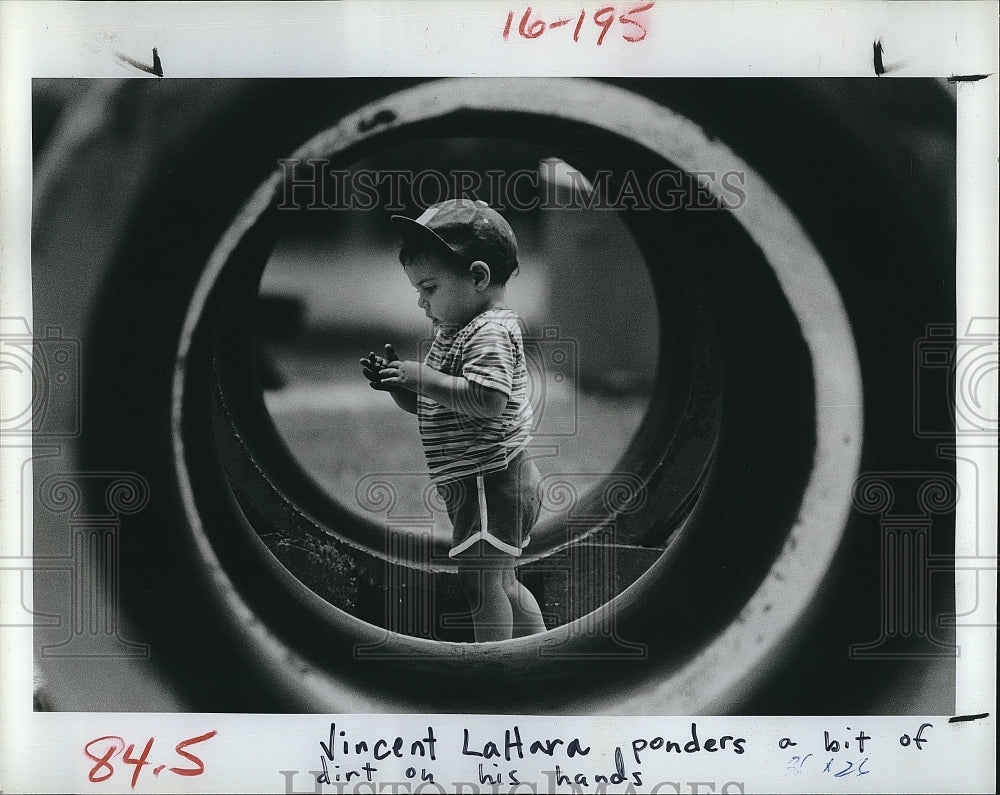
(403, 251, 481, 329)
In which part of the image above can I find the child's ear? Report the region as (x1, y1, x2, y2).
(469, 261, 492, 290)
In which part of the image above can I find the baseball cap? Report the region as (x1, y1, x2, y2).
(391, 199, 519, 280)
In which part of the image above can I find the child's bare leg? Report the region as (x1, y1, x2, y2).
(456, 542, 512, 642)
(502, 566, 546, 637)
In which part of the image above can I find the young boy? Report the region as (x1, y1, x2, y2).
(359, 198, 546, 643)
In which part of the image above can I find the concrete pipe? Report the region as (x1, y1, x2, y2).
(30, 78, 956, 714)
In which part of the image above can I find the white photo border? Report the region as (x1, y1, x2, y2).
(1, 2, 997, 793)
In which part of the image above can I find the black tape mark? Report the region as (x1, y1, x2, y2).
(114, 47, 164, 77)
(947, 74, 990, 83)
(948, 713, 990, 723)
(873, 41, 886, 77)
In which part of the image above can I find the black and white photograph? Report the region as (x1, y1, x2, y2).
(1, 3, 996, 794)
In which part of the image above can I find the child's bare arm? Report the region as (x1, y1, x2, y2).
(378, 359, 507, 419)
(360, 345, 418, 415)
(377, 377, 418, 414)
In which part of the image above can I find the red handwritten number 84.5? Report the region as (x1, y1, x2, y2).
(503, 3, 654, 45)
(84, 730, 218, 789)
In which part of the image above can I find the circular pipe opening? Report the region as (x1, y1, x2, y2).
(172, 79, 861, 714)
(257, 139, 663, 556)
(205, 141, 717, 638)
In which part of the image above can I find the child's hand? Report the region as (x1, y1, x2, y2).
(360, 344, 401, 391)
(378, 357, 422, 392)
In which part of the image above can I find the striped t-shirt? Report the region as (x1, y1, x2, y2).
(418, 308, 533, 484)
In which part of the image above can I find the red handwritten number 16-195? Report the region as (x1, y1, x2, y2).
(504, 3, 655, 45)
(84, 730, 217, 789)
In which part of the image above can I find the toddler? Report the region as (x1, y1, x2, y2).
(360, 198, 546, 642)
